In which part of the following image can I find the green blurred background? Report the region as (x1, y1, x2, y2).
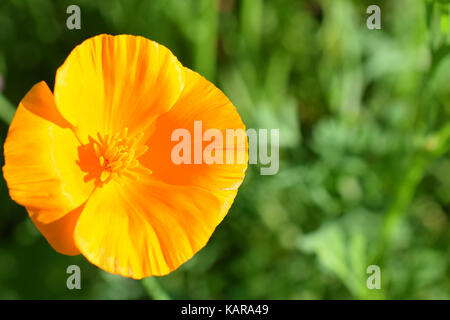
(0, 0, 450, 299)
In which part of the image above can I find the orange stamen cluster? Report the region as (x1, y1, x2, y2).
(90, 128, 150, 183)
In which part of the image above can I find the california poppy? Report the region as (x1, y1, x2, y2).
(3, 34, 247, 279)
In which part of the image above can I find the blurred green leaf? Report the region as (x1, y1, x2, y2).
(0, 94, 14, 124)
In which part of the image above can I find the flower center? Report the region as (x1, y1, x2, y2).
(77, 128, 151, 185)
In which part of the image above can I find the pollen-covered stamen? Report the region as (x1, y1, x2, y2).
(90, 128, 151, 183)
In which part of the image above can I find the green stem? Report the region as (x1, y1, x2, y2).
(194, 0, 218, 81)
(376, 155, 427, 258)
(240, 0, 263, 55)
(141, 277, 171, 300)
(375, 123, 450, 264)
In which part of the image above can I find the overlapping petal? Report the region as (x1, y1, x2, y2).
(3, 82, 94, 224)
(140, 68, 248, 219)
(30, 204, 84, 256)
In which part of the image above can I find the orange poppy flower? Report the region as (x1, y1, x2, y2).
(2, 34, 248, 279)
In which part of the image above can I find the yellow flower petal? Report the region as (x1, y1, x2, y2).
(53, 34, 185, 143)
(3, 81, 94, 223)
(74, 176, 222, 279)
(140, 67, 248, 219)
(30, 204, 84, 256)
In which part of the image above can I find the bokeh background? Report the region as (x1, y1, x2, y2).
(0, 0, 450, 299)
